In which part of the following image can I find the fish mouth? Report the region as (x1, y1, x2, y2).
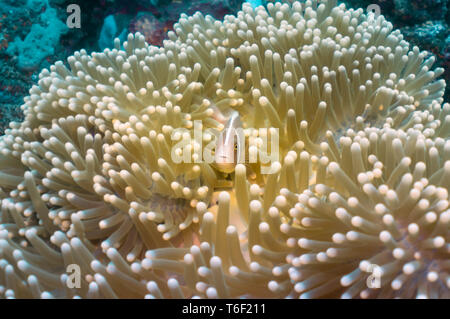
(213, 158, 236, 174)
(219, 155, 234, 162)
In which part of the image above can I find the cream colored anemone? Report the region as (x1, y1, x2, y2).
(282, 105, 450, 299)
(0, 0, 448, 299)
(116, 104, 450, 299)
(0, 164, 296, 298)
(171, 0, 445, 153)
(0, 39, 226, 255)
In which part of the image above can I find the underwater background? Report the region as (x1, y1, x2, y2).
(0, 0, 448, 135)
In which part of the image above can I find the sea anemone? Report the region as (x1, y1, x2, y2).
(0, 0, 447, 299)
(283, 103, 450, 298)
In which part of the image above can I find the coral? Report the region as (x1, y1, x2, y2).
(126, 0, 247, 48)
(0, 2, 41, 132)
(0, 0, 247, 135)
(246, 0, 264, 8)
(98, 14, 130, 51)
(340, 0, 448, 25)
(26, 0, 48, 12)
(6, 6, 68, 71)
(129, 13, 167, 47)
(0, 103, 24, 136)
(98, 15, 119, 51)
(0, 0, 448, 299)
(393, 0, 447, 24)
